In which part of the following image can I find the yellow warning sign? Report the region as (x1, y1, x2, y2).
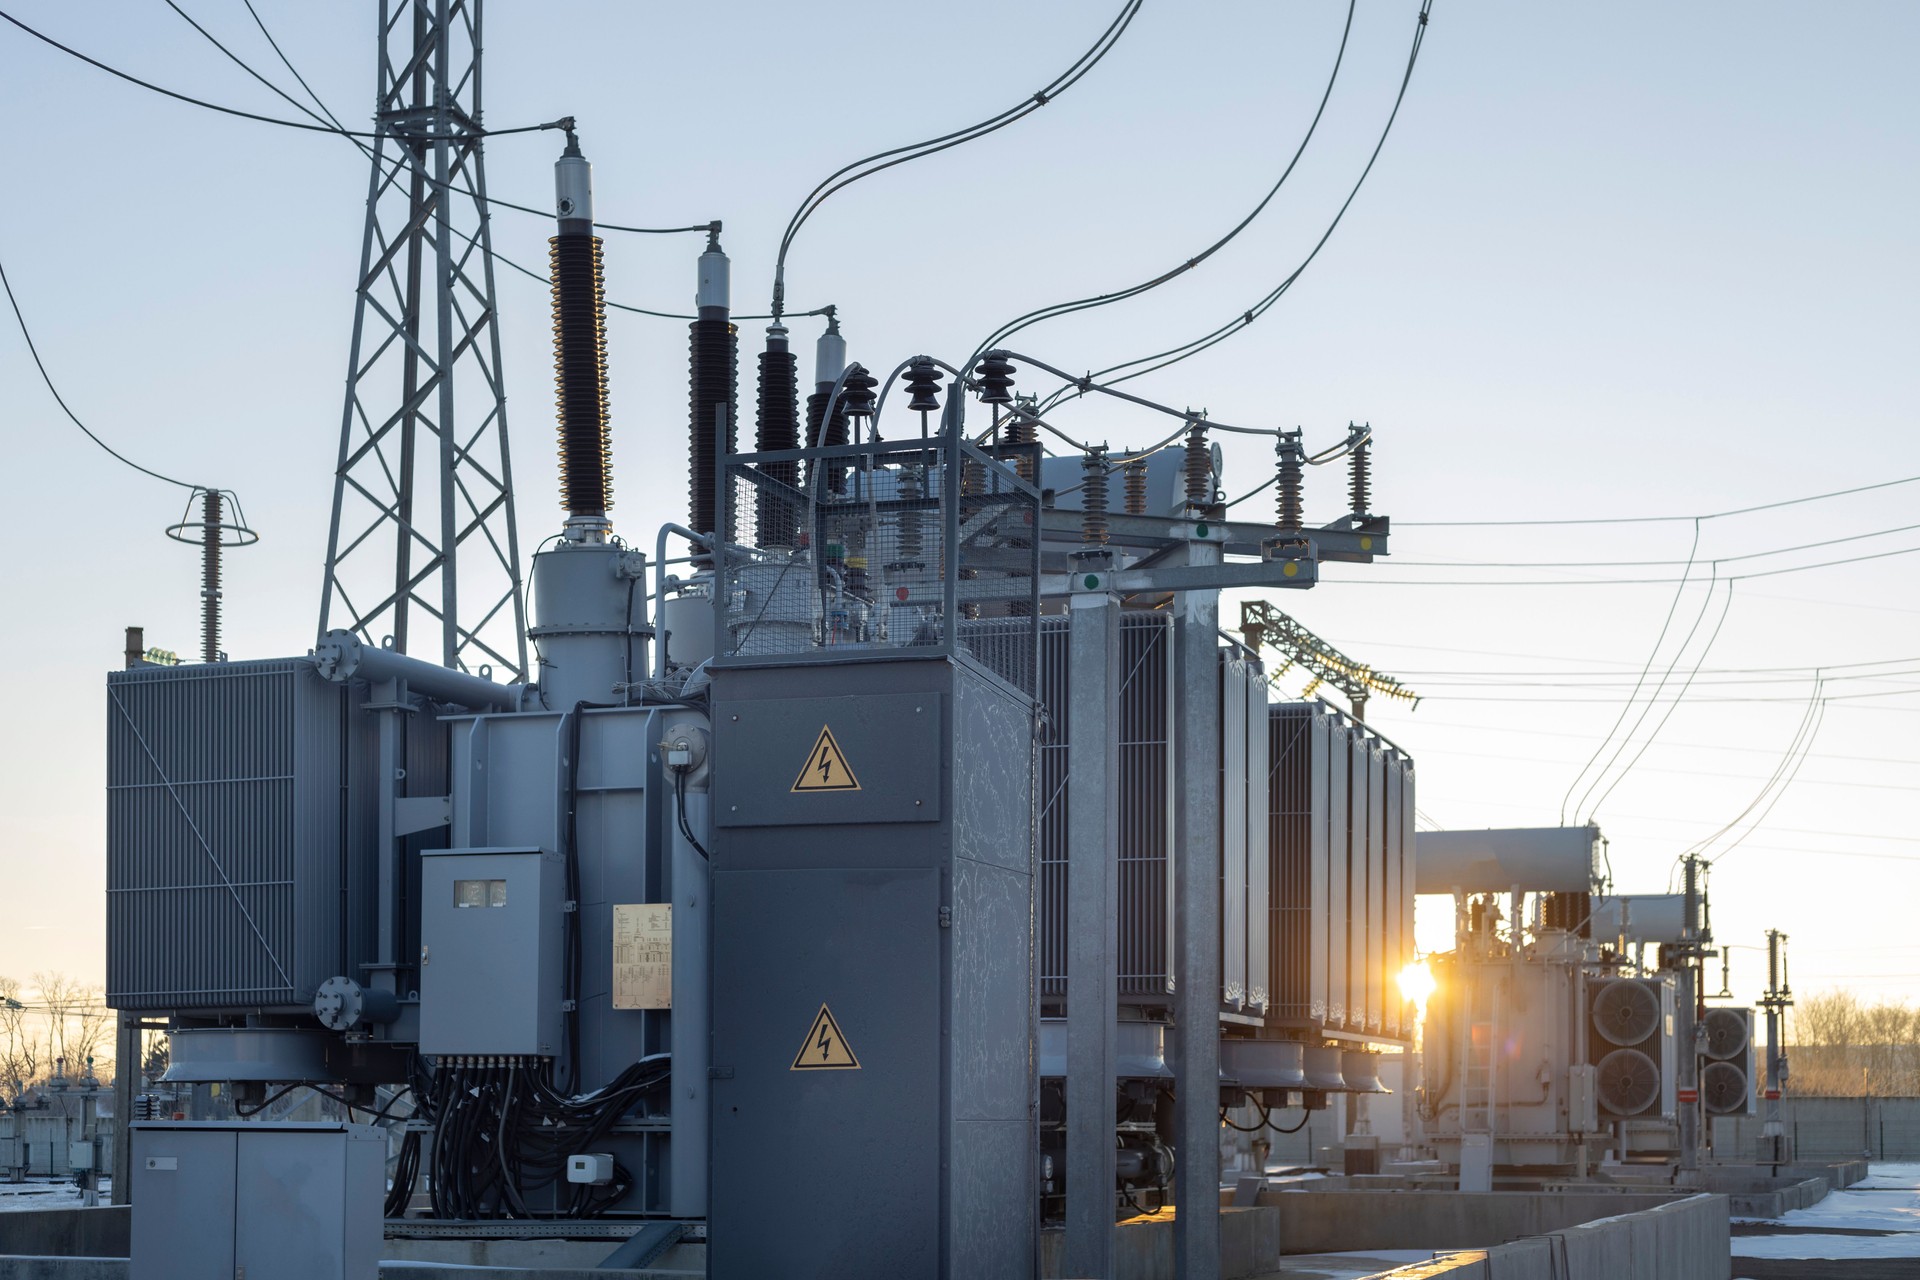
(790, 1003, 861, 1071)
(791, 725, 861, 793)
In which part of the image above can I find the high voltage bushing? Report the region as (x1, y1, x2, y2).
(1348, 422, 1373, 518)
(902, 357, 944, 415)
(1124, 458, 1148, 515)
(687, 317, 737, 540)
(974, 351, 1016, 405)
(166, 487, 257, 665)
(1275, 429, 1305, 534)
(549, 232, 613, 517)
(756, 325, 800, 547)
(1080, 447, 1110, 545)
(1183, 419, 1212, 508)
(201, 489, 223, 664)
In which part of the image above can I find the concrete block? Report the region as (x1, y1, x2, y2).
(0, 1208, 129, 1260)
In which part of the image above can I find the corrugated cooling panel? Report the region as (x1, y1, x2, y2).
(1037, 613, 1174, 1004)
(107, 660, 347, 1011)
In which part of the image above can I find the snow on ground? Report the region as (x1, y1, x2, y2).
(0, 1180, 107, 1212)
(1732, 1163, 1920, 1261)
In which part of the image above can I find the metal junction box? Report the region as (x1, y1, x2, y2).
(708, 657, 1036, 1280)
(129, 1122, 383, 1280)
(419, 847, 566, 1056)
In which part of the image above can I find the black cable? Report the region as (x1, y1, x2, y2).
(231, 1082, 307, 1117)
(1560, 521, 1703, 823)
(1582, 580, 1738, 823)
(771, 0, 1143, 315)
(1268, 1107, 1311, 1134)
(12, 5, 704, 237)
(674, 774, 711, 860)
(974, 0, 1356, 360)
(1, 252, 197, 489)
(1037, 0, 1433, 408)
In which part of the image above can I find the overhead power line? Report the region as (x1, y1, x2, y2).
(1, 251, 196, 489)
(1395, 473, 1920, 528)
(771, 0, 1144, 317)
(4, 5, 706, 236)
(1038, 0, 1434, 410)
(1323, 542, 1920, 587)
(972, 1, 1357, 361)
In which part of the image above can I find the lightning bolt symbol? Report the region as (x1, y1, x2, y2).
(818, 1023, 832, 1060)
(818, 745, 832, 784)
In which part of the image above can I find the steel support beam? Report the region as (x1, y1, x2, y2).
(109, 1015, 139, 1204)
(1065, 591, 1120, 1276)
(1173, 543, 1222, 1279)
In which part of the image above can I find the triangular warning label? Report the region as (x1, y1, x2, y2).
(791, 725, 860, 793)
(790, 1003, 861, 1071)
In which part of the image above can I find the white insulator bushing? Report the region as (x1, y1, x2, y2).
(697, 248, 730, 311)
(555, 152, 593, 224)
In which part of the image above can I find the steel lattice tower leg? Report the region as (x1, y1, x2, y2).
(319, 0, 527, 679)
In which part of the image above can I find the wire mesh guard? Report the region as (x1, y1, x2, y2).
(717, 435, 1041, 693)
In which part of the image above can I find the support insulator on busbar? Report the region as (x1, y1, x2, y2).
(1003, 398, 1039, 485)
(902, 357, 944, 415)
(1080, 447, 1110, 545)
(1183, 418, 1213, 509)
(1123, 458, 1148, 515)
(756, 324, 800, 547)
(841, 364, 878, 421)
(974, 351, 1016, 404)
(1276, 429, 1305, 534)
(1348, 422, 1373, 517)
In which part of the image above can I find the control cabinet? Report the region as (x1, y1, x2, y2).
(420, 847, 566, 1056)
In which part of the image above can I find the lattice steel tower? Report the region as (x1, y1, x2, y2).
(319, 0, 527, 679)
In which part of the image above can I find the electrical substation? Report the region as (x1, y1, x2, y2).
(0, 3, 1891, 1280)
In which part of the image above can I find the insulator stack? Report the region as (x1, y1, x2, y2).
(201, 489, 223, 664)
(756, 326, 800, 547)
(974, 351, 1016, 405)
(1123, 458, 1148, 515)
(687, 317, 737, 542)
(895, 466, 924, 566)
(841, 364, 878, 422)
(1080, 448, 1110, 545)
(1003, 409, 1038, 485)
(902, 358, 944, 417)
(805, 319, 850, 498)
(550, 232, 613, 518)
(1348, 424, 1372, 517)
(1183, 420, 1212, 508)
(1276, 430, 1305, 534)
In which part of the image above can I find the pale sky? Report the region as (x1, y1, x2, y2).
(0, 1, 1913, 1022)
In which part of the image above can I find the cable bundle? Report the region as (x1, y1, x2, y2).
(424, 1055, 669, 1220)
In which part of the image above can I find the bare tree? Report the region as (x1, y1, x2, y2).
(0, 975, 45, 1099)
(1788, 990, 1920, 1096)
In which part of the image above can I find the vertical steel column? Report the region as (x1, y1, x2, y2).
(1065, 591, 1120, 1276)
(1677, 856, 1701, 1177)
(1173, 546, 1222, 1279)
(108, 1015, 139, 1204)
